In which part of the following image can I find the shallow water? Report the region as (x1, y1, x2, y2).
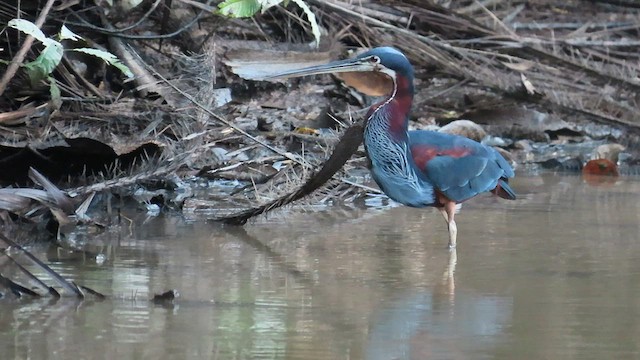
(2, 174, 640, 359)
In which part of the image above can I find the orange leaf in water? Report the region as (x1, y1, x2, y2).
(582, 159, 619, 187)
(582, 159, 619, 176)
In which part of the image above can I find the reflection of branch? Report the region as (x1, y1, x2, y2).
(221, 223, 376, 351)
(222, 225, 312, 283)
(0, 0, 57, 97)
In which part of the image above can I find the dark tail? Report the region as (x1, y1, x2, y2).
(218, 123, 364, 225)
(492, 179, 516, 200)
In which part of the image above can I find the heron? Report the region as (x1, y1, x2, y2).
(266, 47, 516, 248)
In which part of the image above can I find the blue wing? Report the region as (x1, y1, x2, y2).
(408, 130, 515, 203)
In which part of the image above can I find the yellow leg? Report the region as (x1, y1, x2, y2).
(438, 202, 458, 249)
(448, 219, 458, 249)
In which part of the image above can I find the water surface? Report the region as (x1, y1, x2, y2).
(2, 174, 640, 359)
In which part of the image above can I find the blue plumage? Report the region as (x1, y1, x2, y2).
(408, 130, 515, 204)
(270, 46, 517, 248)
(356, 48, 516, 248)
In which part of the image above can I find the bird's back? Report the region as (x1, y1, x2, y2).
(408, 130, 515, 203)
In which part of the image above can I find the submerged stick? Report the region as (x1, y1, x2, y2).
(0, 273, 41, 297)
(0, 233, 84, 298)
(1, 252, 59, 297)
(218, 123, 364, 225)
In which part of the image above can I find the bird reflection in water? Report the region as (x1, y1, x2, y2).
(365, 249, 510, 360)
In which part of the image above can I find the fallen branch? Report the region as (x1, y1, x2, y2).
(0, 104, 46, 125)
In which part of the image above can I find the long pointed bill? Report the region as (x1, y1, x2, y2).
(263, 55, 394, 97)
(263, 58, 378, 80)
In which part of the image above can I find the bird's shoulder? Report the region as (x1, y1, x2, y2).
(407, 130, 514, 182)
(407, 130, 490, 168)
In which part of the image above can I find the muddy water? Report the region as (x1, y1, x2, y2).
(2, 174, 640, 359)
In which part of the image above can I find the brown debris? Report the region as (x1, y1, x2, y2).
(0, 138, 163, 186)
(438, 120, 487, 142)
(1, 0, 640, 234)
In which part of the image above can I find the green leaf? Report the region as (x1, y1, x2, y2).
(291, 0, 321, 47)
(24, 42, 64, 85)
(59, 25, 82, 41)
(49, 77, 62, 109)
(70, 48, 134, 79)
(7, 19, 51, 45)
(217, 0, 261, 18)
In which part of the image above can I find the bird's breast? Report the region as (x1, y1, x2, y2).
(363, 126, 435, 207)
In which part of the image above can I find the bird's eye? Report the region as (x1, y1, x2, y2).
(369, 56, 381, 64)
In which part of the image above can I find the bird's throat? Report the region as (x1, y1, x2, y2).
(337, 72, 394, 97)
(365, 75, 414, 140)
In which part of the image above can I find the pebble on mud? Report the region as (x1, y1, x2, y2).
(513, 139, 533, 152)
(438, 119, 487, 142)
(593, 143, 625, 163)
(482, 135, 512, 147)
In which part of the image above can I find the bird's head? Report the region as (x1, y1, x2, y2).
(265, 47, 414, 97)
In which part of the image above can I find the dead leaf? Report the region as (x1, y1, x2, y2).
(520, 73, 537, 95)
(502, 60, 535, 72)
